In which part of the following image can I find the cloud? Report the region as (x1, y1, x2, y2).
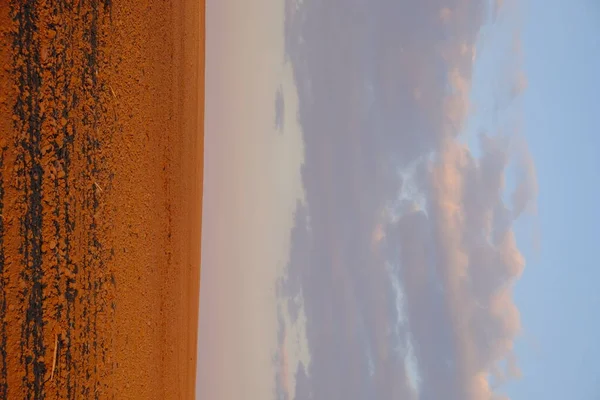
(511, 139, 538, 218)
(410, 137, 526, 399)
(278, 0, 536, 399)
(493, 0, 505, 21)
(384, 134, 531, 400)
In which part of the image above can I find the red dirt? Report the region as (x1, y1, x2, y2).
(0, 1, 204, 398)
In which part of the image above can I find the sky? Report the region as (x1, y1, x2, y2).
(198, 0, 599, 399)
(504, 0, 600, 398)
(197, 1, 306, 398)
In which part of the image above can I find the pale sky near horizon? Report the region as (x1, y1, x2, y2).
(198, 0, 597, 399)
(198, 1, 306, 399)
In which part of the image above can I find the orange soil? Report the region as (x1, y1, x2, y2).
(0, 1, 204, 399)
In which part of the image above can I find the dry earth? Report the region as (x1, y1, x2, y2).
(0, 0, 204, 398)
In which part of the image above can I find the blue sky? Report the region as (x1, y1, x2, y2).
(467, 1, 600, 397)
(506, 0, 600, 398)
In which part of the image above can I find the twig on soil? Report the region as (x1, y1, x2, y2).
(44, 333, 59, 384)
(50, 333, 58, 380)
(109, 84, 117, 98)
(94, 181, 103, 193)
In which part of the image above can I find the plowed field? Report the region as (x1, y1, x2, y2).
(0, 1, 204, 398)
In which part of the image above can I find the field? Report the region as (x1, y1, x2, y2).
(0, 1, 204, 398)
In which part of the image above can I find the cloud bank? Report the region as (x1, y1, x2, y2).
(275, 0, 537, 399)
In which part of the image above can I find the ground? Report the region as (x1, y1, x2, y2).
(0, 1, 204, 398)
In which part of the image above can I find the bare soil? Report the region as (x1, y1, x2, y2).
(0, 1, 204, 398)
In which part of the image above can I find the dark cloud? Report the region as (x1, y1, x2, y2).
(278, 0, 536, 399)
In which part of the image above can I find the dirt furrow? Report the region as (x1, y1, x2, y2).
(0, 0, 204, 398)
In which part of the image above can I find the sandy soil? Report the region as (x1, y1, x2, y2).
(0, 1, 204, 399)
